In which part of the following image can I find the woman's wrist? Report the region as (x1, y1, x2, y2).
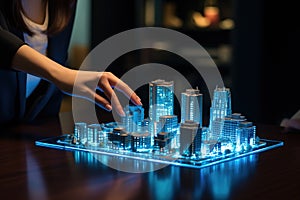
(51, 66, 77, 93)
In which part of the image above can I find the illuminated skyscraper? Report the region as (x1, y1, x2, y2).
(236, 121, 256, 152)
(181, 88, 203, 127)
(74, 122, 87, 144)
(67, 79, 261, 160)
(149, 79, 174, 122)
(221, 113, 246, 142)
(209, 87, 232, 124)
(127, 105, 144, 124)
(180, 120, 202, 157)
(87, 124, 102, 146)
(208, 87, 232, 140)
(122, 105, 144, 133)
(160, 115, 179, 149)
(159, 115, 178, 137)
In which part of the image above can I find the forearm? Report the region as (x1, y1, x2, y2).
(11, 44, 142, 115)
(12, 45, 76, 93)
(0, 29, 25, 68)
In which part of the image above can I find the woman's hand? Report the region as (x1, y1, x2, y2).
(12, 45, 142, 116)
(283, 119, 300, 130)
(280, 110, 300, 132)
(59, 69, 142, 116)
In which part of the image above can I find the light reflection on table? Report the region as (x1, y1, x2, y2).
(73, 151, 258, 200)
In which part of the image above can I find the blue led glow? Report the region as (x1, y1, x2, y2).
(149, 79, 174, 122)
(35, 81, 284, 169)
(181, 88, 203, 127)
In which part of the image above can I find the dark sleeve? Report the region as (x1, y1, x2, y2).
(0, 28, 25, 69)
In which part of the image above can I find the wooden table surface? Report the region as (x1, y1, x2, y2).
(0, 117, 299, 200)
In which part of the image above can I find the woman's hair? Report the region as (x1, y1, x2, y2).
(1, 0, 76, 36)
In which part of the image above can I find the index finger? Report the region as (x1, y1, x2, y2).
(100, 78, 126, 116)
(109, 76, 142, 106)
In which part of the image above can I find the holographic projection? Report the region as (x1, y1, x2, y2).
(35, 79, 283, 169)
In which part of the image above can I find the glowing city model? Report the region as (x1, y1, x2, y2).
(35, 79, 284, 169)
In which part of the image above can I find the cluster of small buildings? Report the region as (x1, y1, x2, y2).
(72, 79, 257, 158)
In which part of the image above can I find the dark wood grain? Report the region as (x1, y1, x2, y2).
(0, 118, 299, 200)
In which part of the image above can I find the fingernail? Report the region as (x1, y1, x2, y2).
(137, 99, 143, 105)
(135, 97, 142, 105)
(119, 109, 126, 117)
(105, 104, 112, 111)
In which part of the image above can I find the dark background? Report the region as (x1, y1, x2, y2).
(90, 0, 299, 126)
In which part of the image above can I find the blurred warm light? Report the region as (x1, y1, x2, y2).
(219, 19, 235, 30)
(204, 6, 220, 26)
(164, 17, 183, 28)
(192, 12, 210, 28)
(145, 0, 155, 26)
(164, 18, 182, 28)
(163, 2, 182, 28)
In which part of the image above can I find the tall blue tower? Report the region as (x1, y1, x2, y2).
(181, 88, 203, 127)
(209, 87, 232, 123)
(209, 87, 232, 140)
(149, 79, 174, 122)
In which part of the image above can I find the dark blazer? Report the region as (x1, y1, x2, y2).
(0, 2, 77, 124)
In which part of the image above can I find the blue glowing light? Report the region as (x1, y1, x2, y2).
(35, 81, 284, 169)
